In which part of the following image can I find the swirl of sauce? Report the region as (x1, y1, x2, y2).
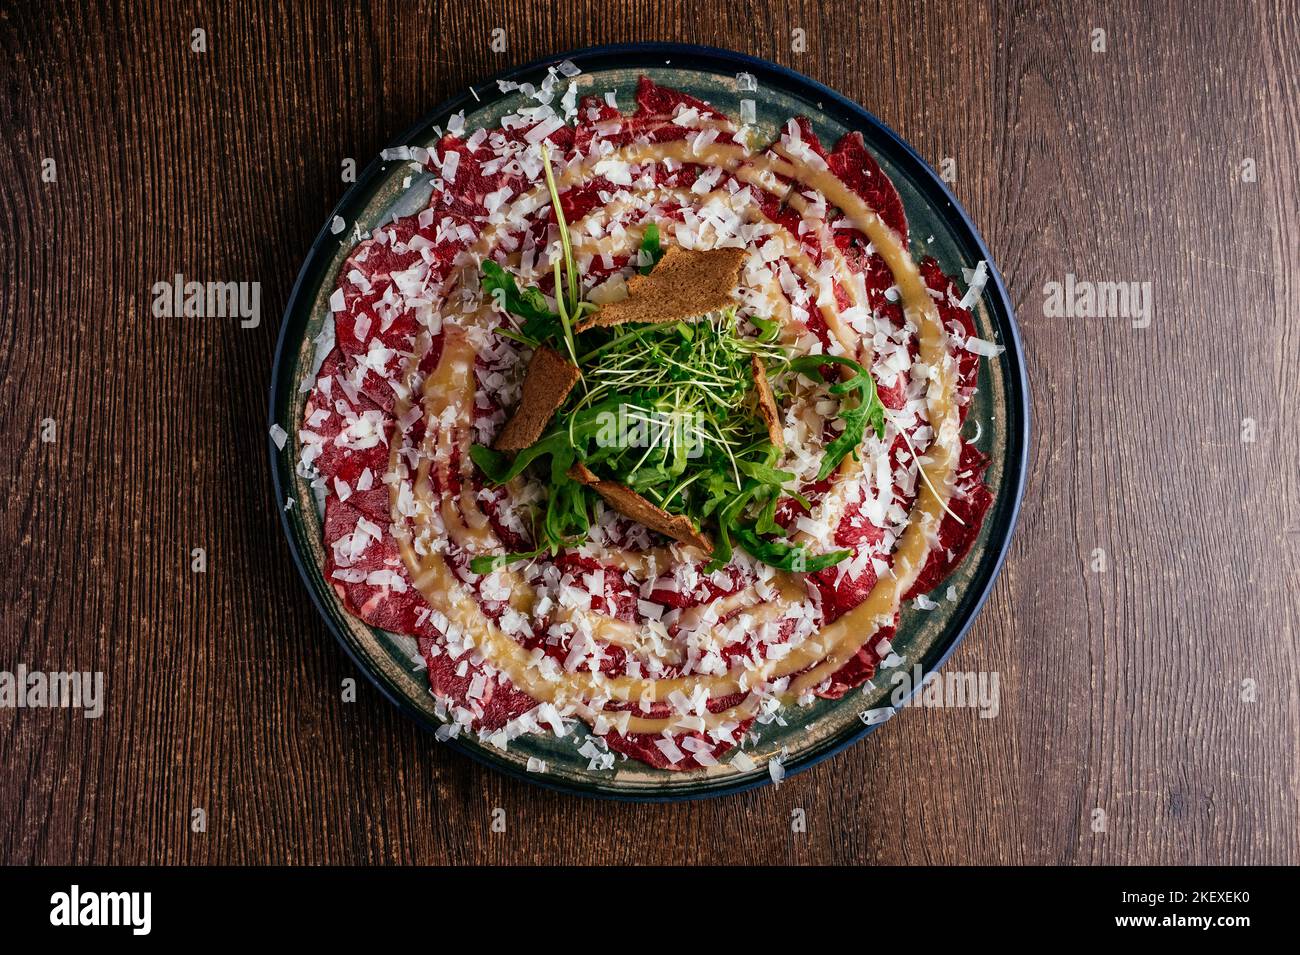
(384, 135, 957, 737)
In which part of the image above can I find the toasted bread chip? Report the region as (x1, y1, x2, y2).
(567, 460, 600, 485)
(567, 462, 713, 554)
(751, 355, 784, 450)
(494, 345, 581, 452)
(574, 245, 746, 333)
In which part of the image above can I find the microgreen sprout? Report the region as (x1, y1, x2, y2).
(470, 145, 886, 575)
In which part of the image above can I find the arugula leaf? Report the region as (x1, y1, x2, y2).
(638, 223, 663, 274)
(480, 258, 569, 350)
(471, 433, 575, 492)
(754, 492, 783, 536)
(481, 259, 556, 324)
(469, 547, 547, 575)
(704, 481, 760, 570)
(787, 354, 886, 480)
(732, 525, 850, 573)
(738, 459, 795, 486)
(748, 313, 781, 342)
(469, 436, 590, 563)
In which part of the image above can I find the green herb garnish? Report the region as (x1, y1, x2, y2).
(638, 223, 664, 274)
(481, 143, 594, 364)
(470, 154, 884, 575)
(481, 259, 557, 347)
(787, 354, 887, 480)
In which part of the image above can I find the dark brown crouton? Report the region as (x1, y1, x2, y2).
(567, 462, 713, 554)
(493, 345, 581, 451)
(574, 245, 746, 333)
(750, 354, 784, 450)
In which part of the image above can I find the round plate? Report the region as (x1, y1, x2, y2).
(269, 43, 1030, 801)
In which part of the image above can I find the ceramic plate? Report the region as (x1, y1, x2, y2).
(269, 43, 1029, 800)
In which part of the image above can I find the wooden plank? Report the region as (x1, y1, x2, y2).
(0, 0, 1294, 865)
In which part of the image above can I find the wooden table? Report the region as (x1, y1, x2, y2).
(2, 0, 1296, 865)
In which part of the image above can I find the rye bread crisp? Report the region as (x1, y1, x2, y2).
(751, 354, 784, 449)
(567, 461, 714, 553)
(493, 345, 581, 451)
(574, 245, 745, 333)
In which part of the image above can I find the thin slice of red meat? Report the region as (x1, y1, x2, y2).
(816, 622, 898, 700)
(633, 76, 728, 122)
(919, 256, 983, 415)
(827, 131, 909, 241)
(301, 347, 392, 525)
(904, 441, 994, 599)
(602, 695, 756, 772)
(421, 639, 539, 732)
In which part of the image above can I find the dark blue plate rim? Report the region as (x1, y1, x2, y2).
(269, 42, 1031, 802)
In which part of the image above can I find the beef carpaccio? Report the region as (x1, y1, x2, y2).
(296, 70, 999, 774)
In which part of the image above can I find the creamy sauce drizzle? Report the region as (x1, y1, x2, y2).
(384, 133, 957, 735)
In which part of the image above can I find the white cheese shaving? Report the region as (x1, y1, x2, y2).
(768, 753, 786, 784)
(962, 335, 1004, 357)
(958, 260, 989, 309)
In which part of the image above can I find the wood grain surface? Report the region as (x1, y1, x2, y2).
(1, 0, 1296, 866)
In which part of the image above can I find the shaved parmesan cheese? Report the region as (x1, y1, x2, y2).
(441, 150, 460, 182)
(768, 753, 786, 784)
(958, 260, 989, 309)
(654, 737, 685, 765)
(860, 707, 895, 726)
(963, 335, 1004, 357)
(913, 592, 939, 610)
(731, 750, 756, 773)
